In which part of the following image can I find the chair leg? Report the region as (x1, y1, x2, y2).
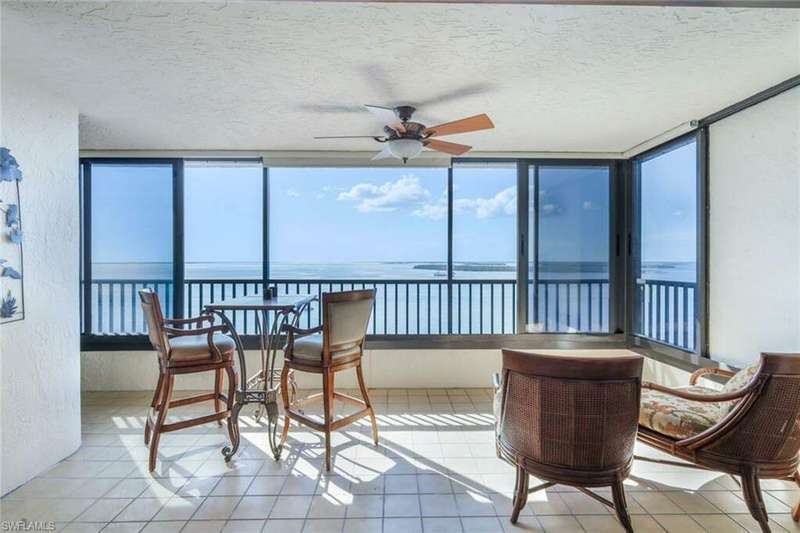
(214, 368, 223, 426)
(611, 479, 634, 533)
(510, 465, 529, 524)
(793, 471, 800, 522)
(224, 365, 239, 458)
(355, 361, 379, 446)
(742, 468, 771, 533)
(322, 367, 334, 472)
(279, 365, 291, 449)
(145, 372, 164, 446)
(149, 374, 174, 472)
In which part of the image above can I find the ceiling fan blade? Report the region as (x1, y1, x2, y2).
(423, 139, 472, 156)
(413, 83, 494, 108)
(371, 146, 394, 161)
(424, 114, 494, 137)
(314, 135, 380, 139)
(365, 104, 398, 124)
(298, 104, 364, 114)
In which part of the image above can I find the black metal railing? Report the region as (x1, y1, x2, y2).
(528, 280, 610, 333)
(636, 278, 696, 351)
(87, 277, 620, 338)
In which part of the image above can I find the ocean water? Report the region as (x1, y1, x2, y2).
(88, 260, 696, 343)
(92, 261, 697, 282)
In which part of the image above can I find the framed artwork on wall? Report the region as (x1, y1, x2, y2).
(1, 147, 24, 324)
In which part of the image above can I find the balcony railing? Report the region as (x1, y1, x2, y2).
(84, 277, 696, 349)
(87, 277, 616, 337)
(636, 278, 697, 351)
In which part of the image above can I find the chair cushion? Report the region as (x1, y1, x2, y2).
(639, 386, 724, 439)
(290, 333, 360, 363)
(168, 333, 235, 367)
(722, 363, 760, 394)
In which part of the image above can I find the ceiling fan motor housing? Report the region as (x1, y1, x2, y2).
(384, 121, 426, 140)
(395, 105, 416, 122)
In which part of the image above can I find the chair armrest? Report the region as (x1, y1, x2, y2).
(165, 324, 231, 361)
(282, 324, 323, 338)
(689, 367, 736, 385)
(642, 381, 750, 402)
(163, 324, 228, 337)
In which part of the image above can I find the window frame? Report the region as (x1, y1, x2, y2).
(78, 155, 655, 351)
(517, 159, 620, 336)
(625, 130, 709, 359)
(80, 158, 184, 350)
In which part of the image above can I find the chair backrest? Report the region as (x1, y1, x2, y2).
(139, 289, 169, 358)
(704, 352, 800, 465)
(498, 349, 643, 475)
(322, 290, 375, 355)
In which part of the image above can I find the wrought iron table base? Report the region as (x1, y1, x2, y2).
(205, 299, 312, 462)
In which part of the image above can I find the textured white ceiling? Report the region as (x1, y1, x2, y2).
(2, 1, 798, 152)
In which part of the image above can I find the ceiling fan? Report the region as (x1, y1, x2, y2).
(314, 105, 494, 163)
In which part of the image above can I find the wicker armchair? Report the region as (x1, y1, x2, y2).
(637, 352, 800, 533)
(494, 349, 643, 531)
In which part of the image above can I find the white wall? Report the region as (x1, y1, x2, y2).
(82, 347, 683, 392)
(709, 87, 800, 367)
(81, 349, 504, 391)
(0, 74, 80, 495)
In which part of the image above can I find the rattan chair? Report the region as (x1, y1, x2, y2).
(494, 349, 643, 531)
(278, 289, 378, 471)
(637, 352, 800, 532)
(139, 289, 237, 472)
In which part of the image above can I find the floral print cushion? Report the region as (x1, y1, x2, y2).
(722, 363, 760, 394)
(640, 386, 725, 439)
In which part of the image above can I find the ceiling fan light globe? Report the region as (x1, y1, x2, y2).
(388, 138, 423, 161)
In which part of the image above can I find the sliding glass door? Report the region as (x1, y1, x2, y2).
(526, 163, 611, 333)
(632, 136, 698, 351)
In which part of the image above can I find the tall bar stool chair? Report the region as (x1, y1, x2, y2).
(279, 289, 378, 471)
(139, 288, 238, 472)
(494, 349, 643, 531)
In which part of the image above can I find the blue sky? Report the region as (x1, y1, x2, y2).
(639, 139, 697, 264)
(91, 152, 696, 270)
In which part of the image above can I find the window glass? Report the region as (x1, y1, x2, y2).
(269, 167, 447, 333)
(452, 162, 517, 333)
(634, 137, 698, 350)
(528, 165, 610, 333)
(90, 162, 173, 334)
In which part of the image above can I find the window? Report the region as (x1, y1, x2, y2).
(184, 161, 263, 320)
(452, 162, 517, 334)
(633, 136, 698, 351)
(86, 161, 176, 335)
(79, 156, 648, 346)
(269, 167, 447, 334)
(527, 164, 611, 333)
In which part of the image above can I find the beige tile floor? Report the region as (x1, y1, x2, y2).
(2, 388, 799, 532)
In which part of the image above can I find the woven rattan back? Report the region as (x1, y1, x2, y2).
(498, 350, 643, 474)
(705, 353, 800, 466)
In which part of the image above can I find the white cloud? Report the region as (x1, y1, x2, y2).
(582, 201, 593, 210)
(541, 203, 561, 216)
(412, 203, 447, 221)
(455, 186, 517, 219)
(286, 188, 301, 198)
(338, 175, 431, 213)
